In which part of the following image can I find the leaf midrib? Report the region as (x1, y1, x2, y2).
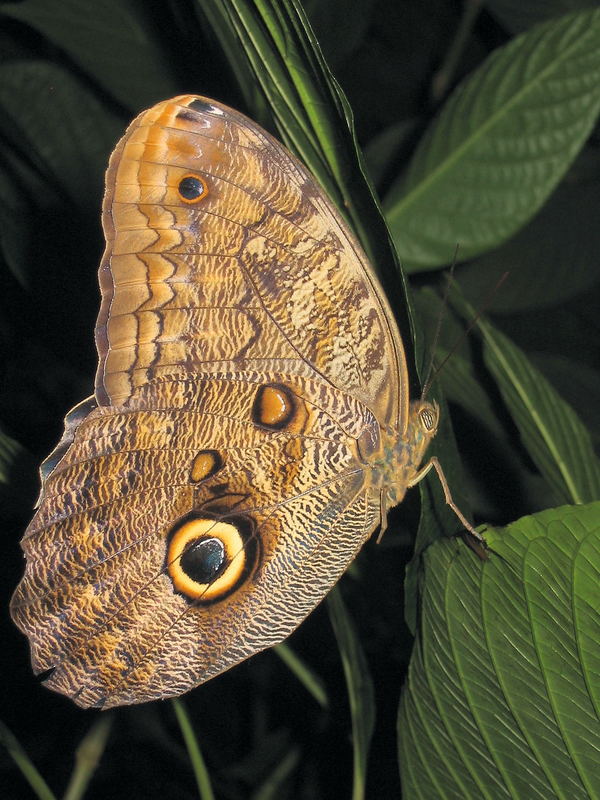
(387, 16, 597, 223)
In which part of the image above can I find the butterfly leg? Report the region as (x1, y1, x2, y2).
(408, 456, 486, 543)
(376, 486, 389, 544)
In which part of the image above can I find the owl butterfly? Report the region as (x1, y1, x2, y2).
(11, 95, 482, 709)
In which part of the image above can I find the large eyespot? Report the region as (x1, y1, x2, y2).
(177, 174, 208, 204)
(167, 515, 258, 603)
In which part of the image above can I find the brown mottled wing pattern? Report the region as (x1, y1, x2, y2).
(11, 96, 410, 708)
(96, 96, 407, 427)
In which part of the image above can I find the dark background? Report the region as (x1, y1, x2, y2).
(1, 2, 599, 798)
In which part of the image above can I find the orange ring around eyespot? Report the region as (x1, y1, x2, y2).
(167, 518, 245, 600)
(177, 173, 209, 204)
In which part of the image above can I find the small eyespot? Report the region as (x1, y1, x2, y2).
(177, 174, 208, 204)
(190, 449, 223, 483)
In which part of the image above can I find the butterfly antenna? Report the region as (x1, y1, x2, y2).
(420, 246, 459, 400)
(422, 270, 509, 397)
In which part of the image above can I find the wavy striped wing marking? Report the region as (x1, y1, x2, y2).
(95, 95, 407, 432)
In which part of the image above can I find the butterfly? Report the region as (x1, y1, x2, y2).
(10, 95, 482, 708)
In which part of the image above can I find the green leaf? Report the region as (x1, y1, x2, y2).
(399, 502, 600, 799)
(62, 717, 113, 800)
(384, 9, 600, 269)
(475, 312, 600, 505)
(0, 720, 57, 800)
(273, 643, 329, 708)
(327, 587, 375, 800)
(172, 699, 216, 800)
(0, 0, 179, 110)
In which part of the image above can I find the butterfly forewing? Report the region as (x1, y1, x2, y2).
(96, 96, 407, 427)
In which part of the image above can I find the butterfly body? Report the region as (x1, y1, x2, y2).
(11, 96, 439, 708)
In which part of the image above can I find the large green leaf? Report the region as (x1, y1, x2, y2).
(399, 502, 600, 799)
(476, 314, 600, 505)
(0, 60, 122, 288)
(384, 9, 600, 269)
(0, 0, 179, 110)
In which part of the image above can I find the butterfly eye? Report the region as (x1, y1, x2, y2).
(419, 404, 438, 433)
(167, 517, 256, 602)
(177, 174, 208, 204)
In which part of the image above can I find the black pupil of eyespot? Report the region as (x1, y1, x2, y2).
(178, 176, 204, 199)
(180, 536, 226, 583)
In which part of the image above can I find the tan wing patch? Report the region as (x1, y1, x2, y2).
(96, 96, 407, 430)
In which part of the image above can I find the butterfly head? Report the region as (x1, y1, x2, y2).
(376, 400, 439, 512)
(407, 400, 440, 471)
(414, 399, 439, 439)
